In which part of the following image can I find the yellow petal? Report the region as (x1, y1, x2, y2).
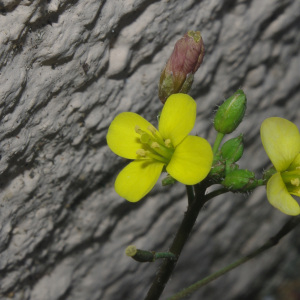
(106, 112, 153, 159)
(159, 94, 196, 147)
(267, 172, 300, 215)
(115, 160, 164, 202)
(166, 136, 213, 185)
(261, 117, 300, 172)
(288, 153, 300, 171)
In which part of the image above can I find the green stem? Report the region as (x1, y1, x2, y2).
(155, 252, 177, 260)
(168, 215, 300, 300)
(204, 188, 230, 202)
(144, 181, 208, 300)
(256, 179, 265, 186)
(212, 132, 225, 155)
(186, 185, 194, 206)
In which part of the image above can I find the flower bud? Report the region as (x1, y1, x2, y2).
(214, 89, 247, 134)
(125, 245, 155, 263)
(209, 159, 225, 180)
(162, 174, 176, 186)
(221, 134, 244, 163)
(262, 166, 276, 182)
(222, 169, 256, 191)
(159, 31, 205, 103)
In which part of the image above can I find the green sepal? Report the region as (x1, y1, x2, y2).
(214, 89, 247, 134)
(225, 161, 239, 175)
(162, 174, 177, 186)
(179, 73, 194, 94)
(159, 74, 174, 103)
(209, 159, 226, 182)
(262, 166, 276, 181)
(222, 169, 257, 191)
(221, 134, 244, 163)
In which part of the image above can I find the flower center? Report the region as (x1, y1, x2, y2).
(135, 125, 174, 164)
(281, 169, 300, 195)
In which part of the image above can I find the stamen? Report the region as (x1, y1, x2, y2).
(147, 125, 164, 143)
(135, 125, 141, 134)
(146, 151, 169, 164)
(164, 139, 172, 148)
(136, 149, 147, 157)
(133, 124, 174, 164)
(151, 142, 160, 149)
(291, 178, 300, 187)
(147, 125, 157, 135)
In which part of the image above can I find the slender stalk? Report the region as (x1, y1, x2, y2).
(186, 185, 194, 206)
(212, 132, 225, 155)
(144, 181, 208, 300)
(155, 252, 177, 260)
(204, 188, 229, 202)
(168, 215, 300, 300)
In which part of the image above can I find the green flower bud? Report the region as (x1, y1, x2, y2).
(209, 159, 225, 180)
(221, 134, 244, 163)
(162, 174, 176, 186)
(125, 245, 176, 263)
(214, 89, 247, 134)
(159, 31, 205, 103)
(125, 245, 155, 262)
(222, 169, 256, 191)
(262, 166, 277, 183)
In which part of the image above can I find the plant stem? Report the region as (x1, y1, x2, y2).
(168, 214, 300, 300)
(212, 132, 225, 155)
(155, 252, 177, 260)
(144, 181, 208, 300)
(204, 188, 229, 202)
(186, 185, 194, 206)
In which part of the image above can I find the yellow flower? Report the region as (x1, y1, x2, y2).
(261, 117, 300, 215)
(106, 93, 213, 202)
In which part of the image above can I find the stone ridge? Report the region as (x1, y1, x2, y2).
(0, 0, 299, 299)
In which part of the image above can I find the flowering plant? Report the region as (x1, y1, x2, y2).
(106, 31, 300, 300)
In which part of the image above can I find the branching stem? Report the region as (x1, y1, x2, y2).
(168, 215, 300, 300)
(212, 132, 225, 155)
(144, 181, 208, 300)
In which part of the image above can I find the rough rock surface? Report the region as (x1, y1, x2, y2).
(0, 0, 299, 300)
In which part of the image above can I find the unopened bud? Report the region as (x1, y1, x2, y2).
(214, 90, 247, 134)
(125, 245, 176, 263)
(125, 245, 155, 262)
(222, 169, 256, 191)
(159, 31, 205, 103)
(262, 166, 277, 183)
(162, 174, 176, 186)
(221, 135, 244, 163)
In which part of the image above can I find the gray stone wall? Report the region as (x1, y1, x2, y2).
(0, 0, 299, 299)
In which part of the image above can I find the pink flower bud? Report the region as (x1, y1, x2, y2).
(159, 31, 205, 103)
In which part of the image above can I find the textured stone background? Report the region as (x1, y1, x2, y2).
(0, 0, 299, 299)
